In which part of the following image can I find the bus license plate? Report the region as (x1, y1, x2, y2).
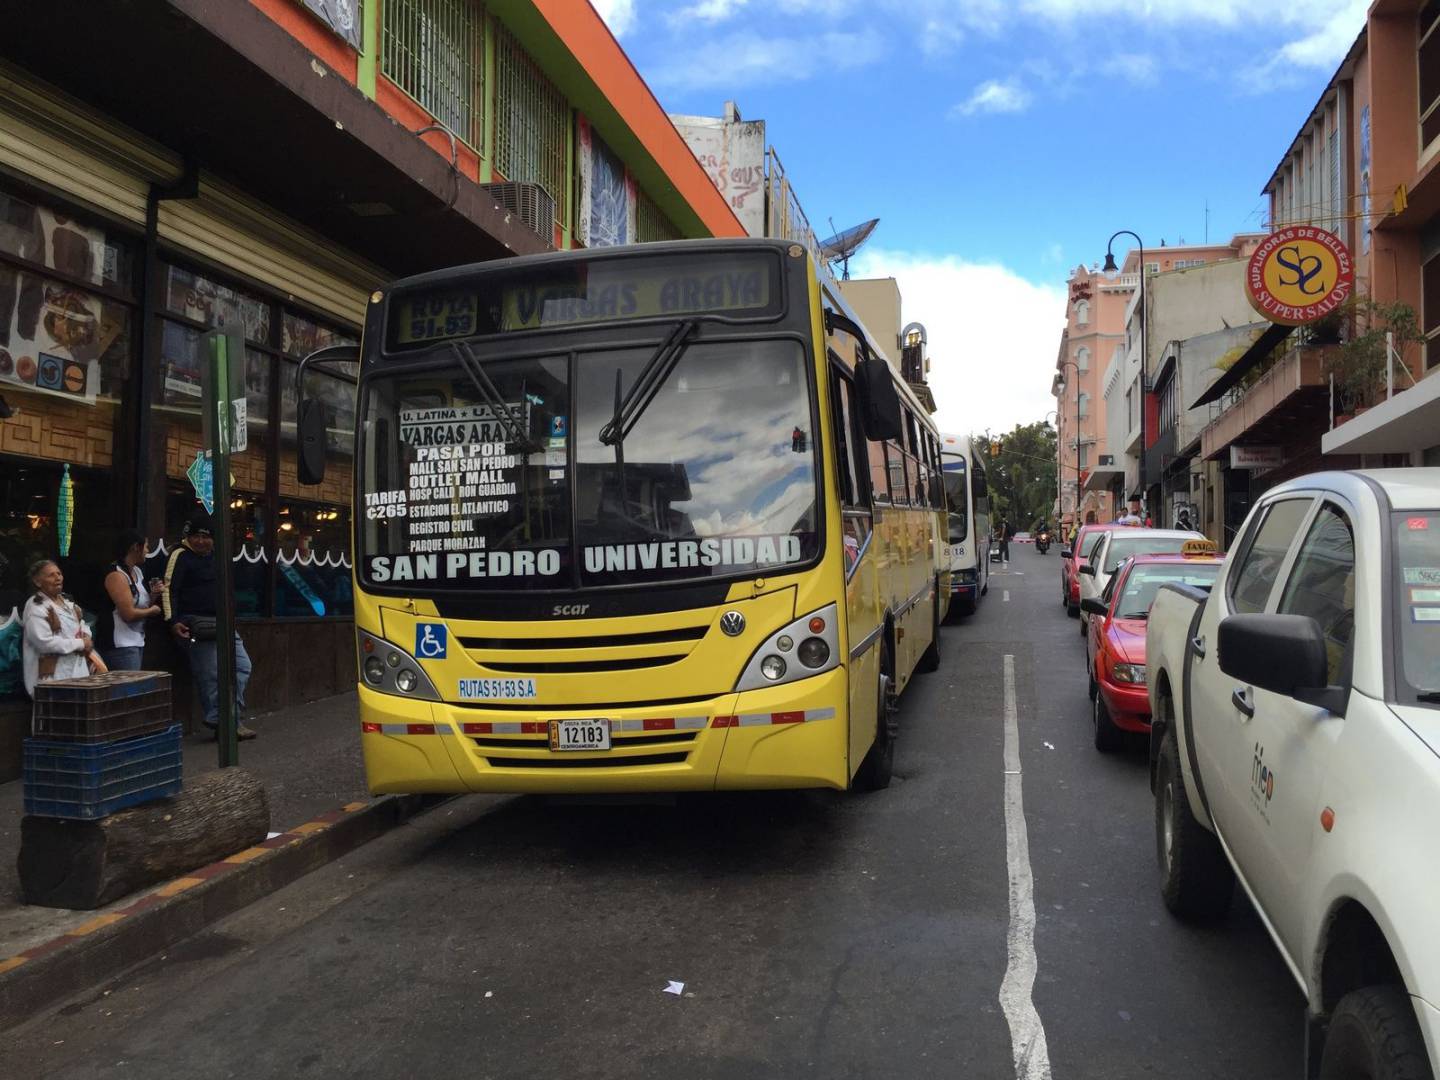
(549, 718, 611, 752)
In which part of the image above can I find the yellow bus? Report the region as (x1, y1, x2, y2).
(302, 239, 946, 794)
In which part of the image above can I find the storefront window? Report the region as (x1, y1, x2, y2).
(282, 311, 355, 358)
(161, 483, 267, 618)
(164, 265, 271, 344)
(0, 460, 123, 698)
(0, 190, 136, 294)
(274, 502, 352, 618)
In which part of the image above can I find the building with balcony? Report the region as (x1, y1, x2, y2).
(0, 0, 744, 754)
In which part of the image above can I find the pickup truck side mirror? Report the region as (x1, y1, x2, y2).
(1078, 563, 1096, 576)
(1218, 613, 1346, 715)
(1081, 597, 1108, 616)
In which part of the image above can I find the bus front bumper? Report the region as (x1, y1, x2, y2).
(358, 668, 852, 795)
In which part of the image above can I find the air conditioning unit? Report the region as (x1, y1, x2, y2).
(482, 182, 555, 240)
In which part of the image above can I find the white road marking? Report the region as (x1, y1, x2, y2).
(999, 654, 1052, 1080)
(1004, 590, 1011, 602)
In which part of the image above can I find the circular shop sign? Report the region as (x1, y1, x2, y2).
(1246, 225, 1354, 326)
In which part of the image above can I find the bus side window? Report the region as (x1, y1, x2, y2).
(870, 439, 891, 505)
(928, 437, 944, 508)
(828, 365, 867, 508)
(887, 440, 910, 506)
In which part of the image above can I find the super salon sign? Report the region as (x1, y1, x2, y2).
(1245, 225, 1354, 326)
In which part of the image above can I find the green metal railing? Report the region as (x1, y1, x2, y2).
(381, 0, 485, 151)
(493, 22, 568, 226)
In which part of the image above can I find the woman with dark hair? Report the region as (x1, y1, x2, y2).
(101, 530, 164, 671)
(23, 558, 105, 696)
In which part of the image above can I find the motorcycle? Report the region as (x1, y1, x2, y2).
(1035, 529, 1051, 555)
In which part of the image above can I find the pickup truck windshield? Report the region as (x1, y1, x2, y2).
(1393, 510, 1440, 704)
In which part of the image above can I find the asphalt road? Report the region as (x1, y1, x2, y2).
(5, 546, 1304, 1079)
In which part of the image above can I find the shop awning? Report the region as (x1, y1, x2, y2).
(1321, 371, 1440, 455)
(1083, 465, 1124, 492)
(1190, 323, 1293, 408)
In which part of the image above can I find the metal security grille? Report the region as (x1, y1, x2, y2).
(635, 190, 680, 244)
(493, 23, 567, 226)
(381, 0, 485, 151)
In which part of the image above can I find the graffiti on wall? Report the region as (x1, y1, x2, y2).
(672, 116, 767, 237)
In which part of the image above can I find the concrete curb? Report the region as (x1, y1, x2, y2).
(0, 792, 446, 1032)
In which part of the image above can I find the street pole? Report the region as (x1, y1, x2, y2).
(1057, 361, 1079, 529)
(1103, 231, 1146, 521)
(202, 327, 243, 768)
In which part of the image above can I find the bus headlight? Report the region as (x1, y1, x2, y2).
(356, 629, 441, 701)
(797, 637, 830, 668)
(735, 604, 840, 692)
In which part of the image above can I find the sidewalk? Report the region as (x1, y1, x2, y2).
(0, 691, 368, 959)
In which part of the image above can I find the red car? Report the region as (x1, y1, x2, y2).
(1062, 524, 1123, 617)
(1083, 547, 1222, 752)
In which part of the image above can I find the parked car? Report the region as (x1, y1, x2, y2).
(1145, 468, 1440, 1077)
(1077, 528, 1202, 637)
(1062, 524, 1120, 617)
(1082, 545, 1222, 751)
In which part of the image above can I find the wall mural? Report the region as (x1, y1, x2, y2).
(297, 0, 363, 50)
(577, 117, 634, 248)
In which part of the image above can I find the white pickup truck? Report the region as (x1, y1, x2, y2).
(1145, 469, 1440, 1079)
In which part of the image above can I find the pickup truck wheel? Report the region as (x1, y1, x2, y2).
(1155, 730, 1234, 920)
(854, 652, 897, 792)
(1093, 691, 1122, 753)
(1319, 986, 1433, 1080)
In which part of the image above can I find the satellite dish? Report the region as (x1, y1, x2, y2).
(819, 218, 879, 280)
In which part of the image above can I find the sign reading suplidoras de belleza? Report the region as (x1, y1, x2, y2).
(363, 403, 804, 583)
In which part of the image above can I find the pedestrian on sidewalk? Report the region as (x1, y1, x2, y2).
(22, 558, 106, 697)
(99, 529, 165, 671)
(163, 515, 256, 740)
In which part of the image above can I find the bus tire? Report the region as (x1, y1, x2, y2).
(855, 649, 896, 792)
(916, 588, 941, 673)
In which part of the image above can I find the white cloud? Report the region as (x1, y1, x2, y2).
(850, 248, 1066, 437)
(953, 78, 1032, 117)
(670, 0, 748, 24)
(1102, 53, 1157, 85)
(648, 30, 883, 90)
(1272, 0, 1368, 69)
(591, 0, 637, 36)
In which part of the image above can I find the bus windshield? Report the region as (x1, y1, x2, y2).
(942, 456, 968, 541)
(358, 338, 819, 590)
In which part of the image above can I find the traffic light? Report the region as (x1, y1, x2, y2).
(990, 439, 1001, 458)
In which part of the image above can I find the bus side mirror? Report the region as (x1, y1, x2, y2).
(857, 356, 903, 442)
(297, 398, 327, 485)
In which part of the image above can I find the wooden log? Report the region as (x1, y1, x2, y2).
(18, 768, 271, 910)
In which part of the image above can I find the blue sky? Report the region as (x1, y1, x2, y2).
(592, 0, 1369, 434)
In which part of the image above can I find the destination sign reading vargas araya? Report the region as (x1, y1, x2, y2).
(1245, 225, 1354, 326)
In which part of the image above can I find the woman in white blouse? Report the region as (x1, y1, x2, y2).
(22, 558, 106, 697)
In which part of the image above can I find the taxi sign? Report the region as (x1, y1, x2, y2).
(1245, 225, 1354, 326)
(1181, 539, 1219, 557)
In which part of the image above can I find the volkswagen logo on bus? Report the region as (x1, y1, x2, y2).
(720, 611, 746, 637)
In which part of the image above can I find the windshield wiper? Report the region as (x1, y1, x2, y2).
(599, 319, 698, 447)
(1417, 691, 1440, 703)
(1120, 611, 1149, 621)
(448, 341, 540, 454)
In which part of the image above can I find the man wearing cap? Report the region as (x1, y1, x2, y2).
(163, 515, 256, 740)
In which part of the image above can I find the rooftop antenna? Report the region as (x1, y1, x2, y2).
(1205, 199, 1210, 244)
(819, 218, 879, 281)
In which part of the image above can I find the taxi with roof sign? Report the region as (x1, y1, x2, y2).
(1082, 542, 1221, 752)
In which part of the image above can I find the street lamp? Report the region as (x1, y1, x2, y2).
(1103, 229, 1147, 520)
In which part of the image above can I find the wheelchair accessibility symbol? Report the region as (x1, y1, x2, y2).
(416, 623, 447, 660)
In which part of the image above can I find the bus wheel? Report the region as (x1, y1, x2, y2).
(916, 588, 941, 673)
(855, 650, 897, 791)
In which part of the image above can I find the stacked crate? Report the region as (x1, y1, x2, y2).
(25, 672, 183, 820)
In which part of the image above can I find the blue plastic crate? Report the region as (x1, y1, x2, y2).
(23, 725, 183, 820)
